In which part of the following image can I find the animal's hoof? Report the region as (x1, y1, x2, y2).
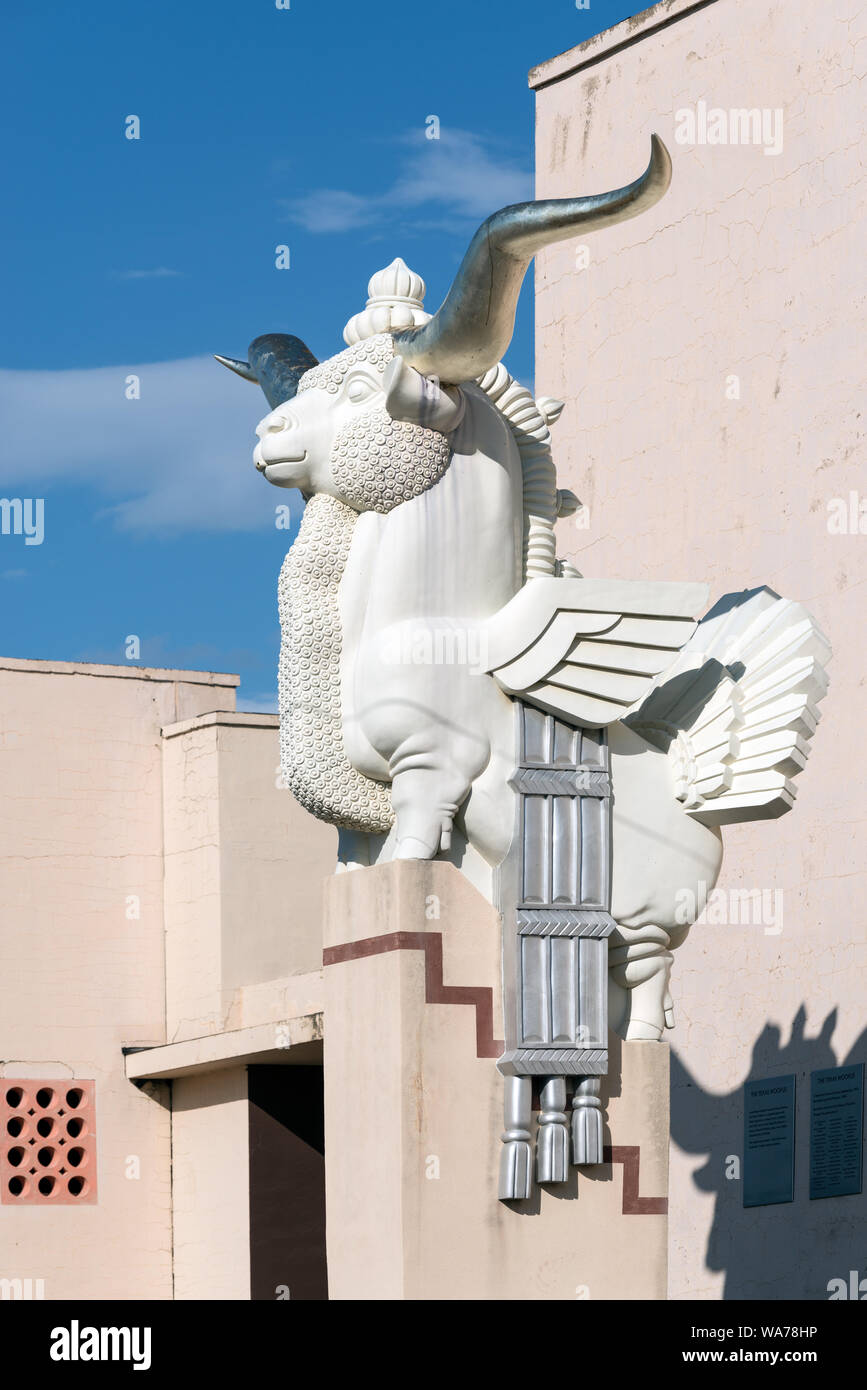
(394, 836, 437, 861)
(624, 1018, 664, 1042)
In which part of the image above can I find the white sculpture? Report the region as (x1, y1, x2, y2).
(218, 138, 830, 1045)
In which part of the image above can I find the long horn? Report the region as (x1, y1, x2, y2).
(214, 333, 319, 408)
(391, 134, 671, 383)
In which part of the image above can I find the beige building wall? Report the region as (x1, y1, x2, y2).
(162, 710, 332, 1044)
(172, 1068, 251, 1300)
(0, 657, 335, 1299)
(323, 861, 670, 1301)
(531, 0, 866, 1299)
(5, 2, 863, 1302)
(0, 659, 236, 1298)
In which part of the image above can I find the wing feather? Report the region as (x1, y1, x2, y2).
(626, 587, 831, 824)
(484, 577, 709, 727)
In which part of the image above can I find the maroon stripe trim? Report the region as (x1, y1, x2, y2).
(604, 1144, 668, 1215)
(323, 931, 504, 1058)
(324, 940, 666, 1213)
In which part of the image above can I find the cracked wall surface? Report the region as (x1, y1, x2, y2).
(532, 0, 866, 1300)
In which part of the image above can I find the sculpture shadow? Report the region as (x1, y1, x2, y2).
(670, 1006, 867, 1300)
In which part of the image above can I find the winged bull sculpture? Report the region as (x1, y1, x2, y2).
(218, 136, 830, 1196)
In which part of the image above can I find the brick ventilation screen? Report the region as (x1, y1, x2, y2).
(1, 1081, 97, 1205)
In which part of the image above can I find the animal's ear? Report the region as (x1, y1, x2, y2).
(383, 357, 465, 434)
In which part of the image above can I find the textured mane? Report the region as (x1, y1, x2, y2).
(474, 363, 576, 581)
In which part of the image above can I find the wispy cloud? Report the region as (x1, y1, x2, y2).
(282, 128, 531, 234)
(0, 357, 277, 534)
(289, 190, 377, 234)
(109, 267, 184, 281)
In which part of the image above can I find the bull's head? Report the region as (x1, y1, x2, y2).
(243, 335, 464, 508)
(217, 136, 671, 503)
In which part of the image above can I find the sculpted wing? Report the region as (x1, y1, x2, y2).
(483, 578, 709, 727)
(624, 586, 831, 824)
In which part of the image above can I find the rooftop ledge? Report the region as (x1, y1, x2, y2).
(0, 655, 240, 686)
(161, 709, 279, 739)
(123, 1013, 324, 1081)
(528, 0, 718, 90)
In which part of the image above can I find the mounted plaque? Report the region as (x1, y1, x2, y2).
(810, 1063, 864, 1200)
(743, 1074, 796, 1207)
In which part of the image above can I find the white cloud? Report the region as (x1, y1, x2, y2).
(0, 357, 283, 534)
(1, 127, 533, 541)
(284, 128, 531, 234)
(288, 190, 378, 234)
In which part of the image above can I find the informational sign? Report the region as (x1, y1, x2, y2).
(810, 1063, 864, 1200)
(743, 1074, 796, 1207)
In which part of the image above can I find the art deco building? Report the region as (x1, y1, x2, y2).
(1, 0, 863, 1300)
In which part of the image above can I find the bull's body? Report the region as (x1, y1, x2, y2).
(219, 138, 827, 1043)
(339, 382, 522, 859)
(267, 361, 723, 1038)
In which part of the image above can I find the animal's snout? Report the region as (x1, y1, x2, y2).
(256, 405, 298, 439)
(253, 401, 308, 476)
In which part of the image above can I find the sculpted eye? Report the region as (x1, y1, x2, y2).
(346, 377, 376, 404)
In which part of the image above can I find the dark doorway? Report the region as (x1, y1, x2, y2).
(248, 1065, 327, 1300)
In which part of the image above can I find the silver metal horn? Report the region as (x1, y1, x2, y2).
(391, 134, 672, 383)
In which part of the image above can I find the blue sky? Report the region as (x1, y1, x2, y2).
(1, 0, 645, 708)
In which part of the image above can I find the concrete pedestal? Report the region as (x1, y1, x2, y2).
(323, 860, 669, 1300)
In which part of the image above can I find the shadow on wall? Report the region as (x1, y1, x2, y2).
(670, 1008, 867, 1301)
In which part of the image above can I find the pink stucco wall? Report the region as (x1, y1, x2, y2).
(0, 658, 334, 1298)
(532, 0, 866, 1299)
(0, 659, 237, 1297)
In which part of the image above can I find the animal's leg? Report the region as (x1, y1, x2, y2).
(457, 732, 517, 868)
(662, 922, 690, 1030)
(608, 925, 680, 1042)
(389, 763, 472, 860)
(387, 727, 487, 860)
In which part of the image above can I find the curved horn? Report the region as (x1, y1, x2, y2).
(214, 333, 319, 409)
(391, 135, 671, 383)
(214, 354, 257, 381)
